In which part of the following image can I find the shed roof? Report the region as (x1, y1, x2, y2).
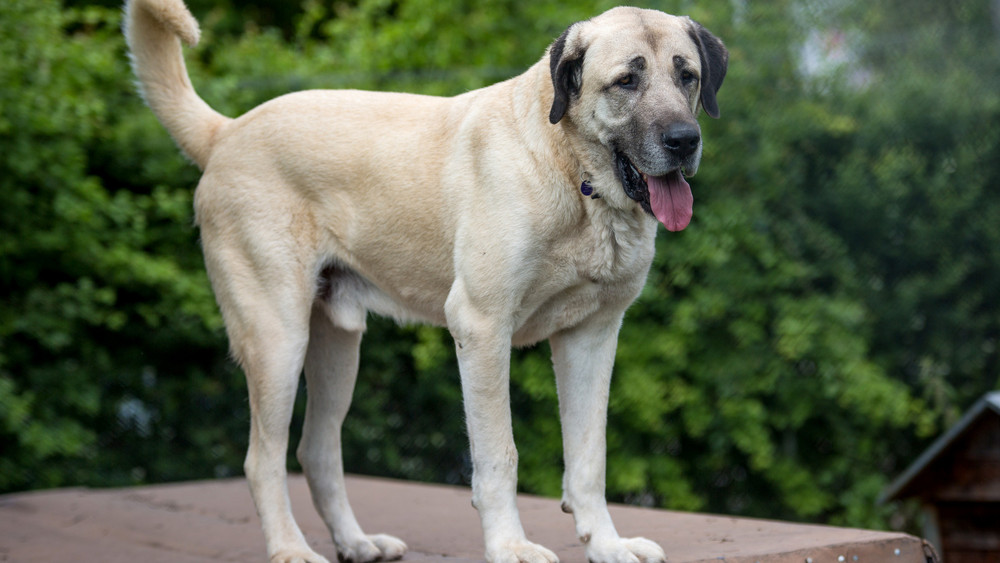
(880, 391, 1000, 503)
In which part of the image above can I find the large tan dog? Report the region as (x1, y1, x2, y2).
(124, 1, 727, 562)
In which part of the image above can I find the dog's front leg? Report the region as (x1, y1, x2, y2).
(550, 316, 667, 563)
(446, 288, 559, 563)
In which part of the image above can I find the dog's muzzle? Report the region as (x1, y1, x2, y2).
(613, 148, 695, 233)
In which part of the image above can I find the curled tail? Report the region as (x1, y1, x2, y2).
(124, 0, 230, 169)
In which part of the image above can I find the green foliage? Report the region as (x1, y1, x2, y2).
(3, 0, 999, 537)
(0, 0, 235, 490)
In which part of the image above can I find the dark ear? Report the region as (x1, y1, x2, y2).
(548, 24, 585, 124)
(688, 21, 728, 119)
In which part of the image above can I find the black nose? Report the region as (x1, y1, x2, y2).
(662, 124, 700, 158)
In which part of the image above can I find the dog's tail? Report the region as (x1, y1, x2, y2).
(123, 0, 230, 169)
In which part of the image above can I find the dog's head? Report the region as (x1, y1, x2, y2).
(548, 7, 728, 231)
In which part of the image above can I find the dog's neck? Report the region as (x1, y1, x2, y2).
(508, 61, 588, 187)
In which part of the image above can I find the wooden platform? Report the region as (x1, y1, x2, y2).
(0, 474, 932, 562)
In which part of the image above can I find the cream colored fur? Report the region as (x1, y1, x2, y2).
(123, 1, 726, 562)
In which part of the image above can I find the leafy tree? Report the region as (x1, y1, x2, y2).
(803, 0, 1000, 424)
(0, 0, 237, 490)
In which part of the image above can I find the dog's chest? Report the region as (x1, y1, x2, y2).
(564, 200, 659, 284)
(511, 211, 656, 345)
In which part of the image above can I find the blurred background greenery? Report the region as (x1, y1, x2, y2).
(2, 0, 998, 535)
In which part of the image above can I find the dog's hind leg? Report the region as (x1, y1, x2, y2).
(297, 303, 406, 562)
(201, 228, 329, 563)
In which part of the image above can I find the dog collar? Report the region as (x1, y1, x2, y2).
(580, 177, 601, 199)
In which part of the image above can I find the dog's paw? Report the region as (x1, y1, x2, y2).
(487, 539, 559, 563)
(270, 548, 332, 563)
(336, 534, 407, 563)
(368, 534, 407, 561)
(585, 536, 665, 563)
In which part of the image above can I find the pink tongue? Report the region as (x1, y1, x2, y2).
(648, 171, 693, 231)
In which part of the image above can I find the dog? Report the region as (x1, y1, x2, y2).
(124, 1, 727, 561)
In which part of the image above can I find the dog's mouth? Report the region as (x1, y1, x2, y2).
(614, 150, 693, 232)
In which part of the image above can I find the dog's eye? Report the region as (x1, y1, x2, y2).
(616, 74, 637, 90)
(681, 70, 698, 85)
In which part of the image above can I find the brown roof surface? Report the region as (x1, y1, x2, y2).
(1, 474, 929, 562)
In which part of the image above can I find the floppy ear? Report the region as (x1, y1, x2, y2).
(688, 21, 728, 119)
(548, 24, 586, 124)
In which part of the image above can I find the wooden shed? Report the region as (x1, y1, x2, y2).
(881, 391, 1000, 562)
